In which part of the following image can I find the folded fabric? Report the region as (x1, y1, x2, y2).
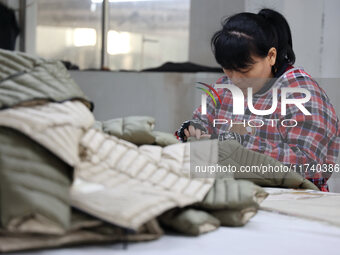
(198, 178, 268, 210)
(101, 116, 156, 145)
(152, 130, 179, 147)
(218, 139, 319, 190)
(159, 178, 268, 232)
(0, 100, 217, 231)
(0, 49, 92, 111)
(187, 137, 318, 190)
(0, 210, 163, 253)
(196, 178, 268, 226)
(159, 208, 220, 236)
(260, 188, 340, 227)
(72, 128, 217, 230)
(100, 116, 179, 146)
(0, 49, 275, 252)
(0, 100, 95, 167)
(0, 126, 72, 235)
(0, 101, 217, 252)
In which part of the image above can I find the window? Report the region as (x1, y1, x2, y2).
(36, 0, 190, 71)
(106, 0, 190, 70)
(36, 0, 102, 69)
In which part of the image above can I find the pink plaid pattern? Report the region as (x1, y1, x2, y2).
(191, 67, 340, 191)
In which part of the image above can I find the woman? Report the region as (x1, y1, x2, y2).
(176, 8, 340, 191)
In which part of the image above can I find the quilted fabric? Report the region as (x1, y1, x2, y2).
(218, 140, 319, 190)
(99, 116, 179, 146)
(0, 100, 95, 167)
(0, 127, 72, 235)
(0, 100, 217, 231)
(72, 128, 217, 230)
(0, 49, 92, 110)
(0, 210, 163, 253)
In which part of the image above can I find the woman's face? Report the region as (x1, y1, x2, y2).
(222, 47, 277, 95)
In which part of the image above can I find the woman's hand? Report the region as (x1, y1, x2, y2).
(183, 125, 211, 140)
(177, 120, 210, 142)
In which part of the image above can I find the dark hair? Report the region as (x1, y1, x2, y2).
(211, 8, 295, 73)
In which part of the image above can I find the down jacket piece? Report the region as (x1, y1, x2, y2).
(0, 100, 217, 232)
(0, 98, 267, 240)
(217, 139, 319, 190)
(73, 127, 217, 230)
(197, 178, 268, 226)
(0, 100, 94, 167)
(159, 208, 221, 236)
(0, 126, 72, 234)
(188, 136, 319, 191)
(159, 178, 268, 235)
(97, 116, 179, 146)
(0, 49, 93, 110)
(0, 210, 163, 253)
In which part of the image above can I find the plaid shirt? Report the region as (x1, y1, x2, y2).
(191, 67, 340, 191)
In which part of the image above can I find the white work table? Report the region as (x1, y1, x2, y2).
(13, 209, 340, 255)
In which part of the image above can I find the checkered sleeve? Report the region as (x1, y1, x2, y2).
(192, 76, 227, 134)
(239, 77, 340, 191)
(175, 79, 220, 141)
(192, 102, 215, 135)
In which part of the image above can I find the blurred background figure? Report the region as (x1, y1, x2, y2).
(0, 2, 19, 50)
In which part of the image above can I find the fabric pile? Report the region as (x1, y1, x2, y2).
(0, 49, 318, 253)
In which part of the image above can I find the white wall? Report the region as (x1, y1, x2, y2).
(25, 0, 37, 55)
(188, 0, 245, 67)
(246, 0, 324, 77)
(320, 0, 340, 78)
(70, 71, 221, 133)
(246, 0, 340, 78)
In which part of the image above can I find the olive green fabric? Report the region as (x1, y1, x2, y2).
(159, 178, 268, 232)
(156, 134, 319, 232)
(0, 49, 93, 110)
(210, 208, 257, 227)
(198, 179, 268, 210)
(101, 116, 156, 145)
(0, 127, 73, 235)
(0, 125, 164, 253)
(217, 140, 319, 190)
(187, 137, 318, 190)
(99, 116, 179, 146)
(164, 136, 319, 230)
(0, 210, 163, 253)
(159, 209, 220, 236)
(196, 178, 268, 226)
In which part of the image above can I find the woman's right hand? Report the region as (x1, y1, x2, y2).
(177, 120, 209, 142)
(183, 125, 211, 140)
